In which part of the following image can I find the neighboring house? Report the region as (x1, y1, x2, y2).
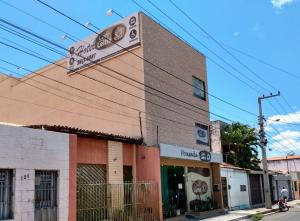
(0, 123, 161, 221)
(290, 172, 300, 200)
(211, 120, 293, 210)
(0, 12, 223, 220)
(269, 172, 293, 201)
(0, 124, 70, 221)
(267, 155, 300, 200)
(221, 164, 251, 210)
(267, 156, 300, 173)
(221, 163, 293, 211)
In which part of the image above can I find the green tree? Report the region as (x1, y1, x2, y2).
(221, 122, 261, 170)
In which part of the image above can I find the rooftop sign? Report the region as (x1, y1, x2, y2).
(67, 13, 140, 72)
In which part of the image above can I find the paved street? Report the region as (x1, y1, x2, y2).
(242, 204, 300, 221)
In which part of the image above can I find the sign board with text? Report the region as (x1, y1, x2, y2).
(67, 13, 140, 72)
(160, 143, 222, 163)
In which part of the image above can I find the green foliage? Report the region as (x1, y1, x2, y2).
(221, 122, 261, 170)
(189, 197, 214, 212)
(251, 212, 263, 221)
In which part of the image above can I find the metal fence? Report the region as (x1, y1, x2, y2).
(77, 182, 159, 221)
(0, 169, 13, 220)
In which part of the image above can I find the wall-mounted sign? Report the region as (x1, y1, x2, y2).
(199, 150, 211, 162)
(195, 123, 209, 145)
(160, 143, 222, 163)
(67, 13, 141, 72)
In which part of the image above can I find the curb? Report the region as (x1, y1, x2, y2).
(228, 208, 279, 221)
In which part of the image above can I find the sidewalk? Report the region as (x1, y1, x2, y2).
(165, 200, 300, 221)
(198, 200, 300, 221)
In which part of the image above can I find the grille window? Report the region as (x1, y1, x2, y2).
(240, 185, 247, 192)
(0, 169, 13, 220)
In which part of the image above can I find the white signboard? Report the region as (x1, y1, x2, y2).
(160, 143, 223, 163)
(67, 13, 140, 72)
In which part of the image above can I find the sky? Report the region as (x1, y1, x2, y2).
(0, 0, 299, 158)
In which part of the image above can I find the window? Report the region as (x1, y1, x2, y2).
(192, 76, 206, 100)
(240, 185, 247, 191)
(0, 169, 13, 220)
(295, 181, 298, 191)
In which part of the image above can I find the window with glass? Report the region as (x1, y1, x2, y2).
(192, 76, 206, 100)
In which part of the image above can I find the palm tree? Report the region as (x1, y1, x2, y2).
(221, 122, 261, 170)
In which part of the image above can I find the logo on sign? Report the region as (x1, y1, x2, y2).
(95, 24, 126, 50)
(199, 151, 211, 162)
(129, 16, 137, 26)
(130, 29, 137, 39)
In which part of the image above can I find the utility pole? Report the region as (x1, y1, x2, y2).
(258, 91, 280, 209)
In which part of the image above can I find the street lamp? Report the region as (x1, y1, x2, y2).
(106, 9, 113, 17)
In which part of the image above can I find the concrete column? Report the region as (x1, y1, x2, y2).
(107, 141, 123, 183)
(107, 141, 124, 209)
(211, 163, 224, 209)
(132, 144, 137, 182)
(184, 166, 190, 213)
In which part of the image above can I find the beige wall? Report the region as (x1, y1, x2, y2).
(0, 13, 210, 150)
(141, 13, 210, 150)
(0, 47, 145, 138)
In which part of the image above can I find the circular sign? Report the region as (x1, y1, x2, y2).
(199, 150, 211, 162)
(129, 16, 136, 26)
(69, 47, 75, 55)
(112, 25, 126, 42)
(192, 180, 208, 196)
(130, 29, 137, 39)
(69, 57, 75, 65)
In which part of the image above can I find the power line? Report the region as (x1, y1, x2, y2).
(0, 39, 221, 130)
(0, 66, 141, 125)
(0, 17, 236, 123)
(152, 0, 300, 130)
(35, 0, 265, 100)
(1, 0, 263, 119)
(0, 63, 140, 122)
(167, 0, 278, 92)
(223, 44, 300, 81)
(166, 0, 300, 129)
(143, 0, 268, 93)
(0, 62, 204, 131)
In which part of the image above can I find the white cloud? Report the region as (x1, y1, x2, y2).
(271, 0, 295, 9)
(265, 125, 275, 132)
(270, 138, 300, 151)
(273, 130, 300, 140)
(233, 31, 240, 37)
(267, 110, 300, 125)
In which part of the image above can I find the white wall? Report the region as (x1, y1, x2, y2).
(0, 125, 69, 221)
(221, 168, 250, 210)
(268, 160, 300, 173)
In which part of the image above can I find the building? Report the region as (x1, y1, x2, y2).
(0, 12, 223, 220)
(221, 164, 251, 210)
(269, 172, 293, 201)
(0, 123, 160, 221)
(267, 155, 300, 173)
(220, 163, 293, 211)
(0, 124, 70, 221)
(268, 156, 300, 200)
(290, 172, 300, 200)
